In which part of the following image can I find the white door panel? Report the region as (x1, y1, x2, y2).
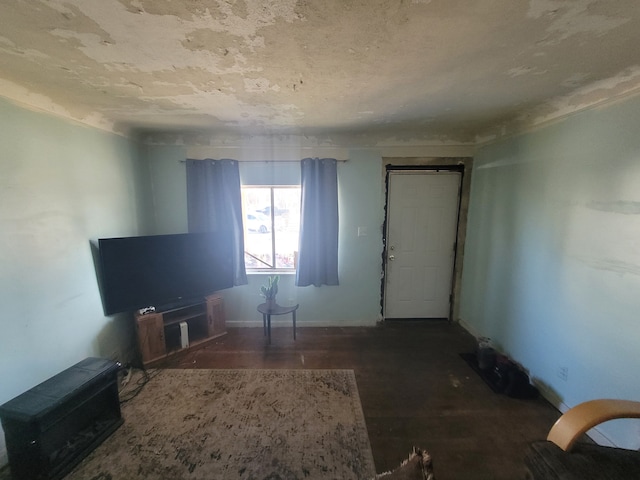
(384, 171, 460, 319)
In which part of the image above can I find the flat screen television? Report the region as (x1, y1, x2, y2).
(98, 232, 234, 315)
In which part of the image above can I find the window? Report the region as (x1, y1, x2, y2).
(242, 186, 301, 271)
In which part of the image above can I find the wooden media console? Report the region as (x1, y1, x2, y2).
(135, 293, 226, 367)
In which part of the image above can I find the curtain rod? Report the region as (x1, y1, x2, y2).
(179, 159, 348, 164)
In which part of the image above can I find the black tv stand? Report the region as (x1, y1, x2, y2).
(0, 358, 122, 480)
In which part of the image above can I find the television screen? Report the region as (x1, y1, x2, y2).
(98, 232, 233, 315)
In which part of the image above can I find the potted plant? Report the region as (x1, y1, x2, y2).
(260, 275, 279, 309)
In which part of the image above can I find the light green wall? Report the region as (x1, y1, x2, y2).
(142, 147, 386, 325)
(143, 144, 189, 234)
(460, 95, 640, 449)
(0, 98, 151, 461)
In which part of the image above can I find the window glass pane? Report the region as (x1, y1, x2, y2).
(273, 188, 300, 268)
(242, 186, 300, 270)
(242, 188, 273, 269)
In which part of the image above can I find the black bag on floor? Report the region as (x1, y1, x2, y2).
(494, 355, 539, 399)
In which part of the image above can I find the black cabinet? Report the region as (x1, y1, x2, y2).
(0, 357, 122, 480)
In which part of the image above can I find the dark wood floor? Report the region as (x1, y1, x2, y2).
(164, 320, 560, 480)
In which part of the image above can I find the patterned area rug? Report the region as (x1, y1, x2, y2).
(65, 369, 376, 480)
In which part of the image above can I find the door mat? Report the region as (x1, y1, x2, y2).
(459, 353, 539, 399)
(459, 352, 502, 393)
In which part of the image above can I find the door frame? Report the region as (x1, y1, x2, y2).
(381, 164, 466, 321)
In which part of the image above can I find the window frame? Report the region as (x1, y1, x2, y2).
(241, 185, 300, 273)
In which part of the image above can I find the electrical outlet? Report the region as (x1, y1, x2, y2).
(557, 367, 568, 382)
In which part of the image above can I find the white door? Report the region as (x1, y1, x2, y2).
(384, 171, 461, 319)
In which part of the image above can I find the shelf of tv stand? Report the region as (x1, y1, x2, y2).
(163, 311, 207, 327)
(134, 294, 226, 368)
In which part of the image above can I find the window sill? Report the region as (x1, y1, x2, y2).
(247, 270, 296, 276)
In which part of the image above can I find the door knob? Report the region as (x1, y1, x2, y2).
(389, 255, 395, 261)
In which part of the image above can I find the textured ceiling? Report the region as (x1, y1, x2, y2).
(1, 0, 640, 144)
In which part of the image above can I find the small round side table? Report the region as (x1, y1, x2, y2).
(257, 302, 299, 345)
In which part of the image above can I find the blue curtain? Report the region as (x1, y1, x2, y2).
(296, 158, 339, 287)
(186, 158, 247, 286)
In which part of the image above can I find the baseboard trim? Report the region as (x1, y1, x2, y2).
(529, 380, 619, 448)
(457, 320, 619, 449)
(457, 318, 480, 338)
(226, 319, 378, 328)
